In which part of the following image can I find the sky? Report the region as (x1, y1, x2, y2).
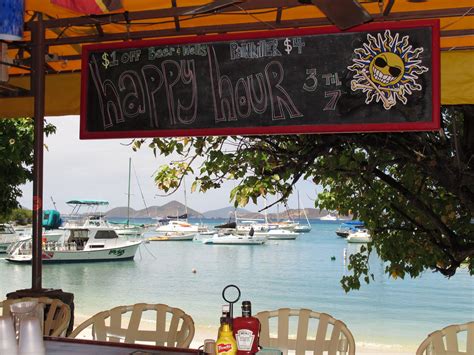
(18, 116, 320, 215)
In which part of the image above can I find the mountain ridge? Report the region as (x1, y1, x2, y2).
(104, 200, 346, 219)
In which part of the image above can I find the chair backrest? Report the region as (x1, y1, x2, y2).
(0, 297, 71, 337)
(69, 303, 195, 348)
(255, 308, 355, 355)
(416, 321, 474, 355)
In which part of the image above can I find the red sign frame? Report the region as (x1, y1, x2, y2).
(80, 20, 440, 139)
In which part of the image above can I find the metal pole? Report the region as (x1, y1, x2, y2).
(127, 157, 131, 226)
(31, 13, 45, 291)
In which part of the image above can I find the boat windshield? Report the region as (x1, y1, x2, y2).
(94, 230, 118, 239)
(67, 229, 89, 249)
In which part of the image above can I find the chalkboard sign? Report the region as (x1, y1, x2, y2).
(80, 20, 439, 139)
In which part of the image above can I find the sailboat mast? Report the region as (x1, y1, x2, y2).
(127, 157, 131, 227)
(297, 191, 300, 220)
(183, 177, 188, 219)
(264, 197, 268, 224)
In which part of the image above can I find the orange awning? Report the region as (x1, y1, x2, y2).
(0, 0, 473, 118)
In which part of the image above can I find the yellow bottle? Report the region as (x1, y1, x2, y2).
(216, 321, 237, 355)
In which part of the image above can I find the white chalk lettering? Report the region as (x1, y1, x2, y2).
(209, 46, 302, 122)
(162, 59, 198, 125)
(230, 39, 281, 60)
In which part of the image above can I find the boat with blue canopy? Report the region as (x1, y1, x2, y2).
(335, 220, 365, 238)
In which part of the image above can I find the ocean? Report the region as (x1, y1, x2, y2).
(1, 219, 472, 353)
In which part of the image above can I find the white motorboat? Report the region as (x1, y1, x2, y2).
(202, 232, 267, 245)
(0, 224, 20, 254)
(320, 213, 338, 221)
(108, 223, 145, 239)
(155, 220, 207, 234)
(192, 231, 216, 242)
(347, 229, 372, 243)
(259, 229, 299, 240)
(336, 221, 365, 238)
(6, 224, 142, 263)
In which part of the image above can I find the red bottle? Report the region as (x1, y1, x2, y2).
(233, 301, 260, 355)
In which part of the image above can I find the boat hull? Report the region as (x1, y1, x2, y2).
(203, 234, 267, 245)
(259, 231, 299, 240)
(347, 231, 372, 243)
(347, 237, 371, 243)
(148, 233, 195, 241)
(6, 242, 141, 263)
(293, 226, 311, 233)
(267, 235, 298, 240)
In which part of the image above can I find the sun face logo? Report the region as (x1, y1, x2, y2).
(369, 52, 405, 86)
(348, 30, 428, 110)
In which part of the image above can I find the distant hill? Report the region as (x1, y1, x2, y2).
(203, 207, 348, 220)
(105, 200, 349, 220)
(105, 200, 202, 218)
(267, 208, 350, 220)
(202, 207, 253, 219)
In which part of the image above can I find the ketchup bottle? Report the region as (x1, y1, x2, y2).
(233, 301, 260, 355)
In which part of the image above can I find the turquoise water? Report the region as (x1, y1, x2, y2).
(1, 220, 472, 351)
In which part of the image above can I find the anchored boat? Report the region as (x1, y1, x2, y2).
(6, 223, 142, 263)
(347, 229, 372, 243)
(0, 224, 20, 254)
(148, 232, 196, 241)
(202, 230, 267, 245)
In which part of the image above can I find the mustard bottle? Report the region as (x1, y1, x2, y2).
(216, 319, 237, 355)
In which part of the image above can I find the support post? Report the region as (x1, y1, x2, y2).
(8, 13, 75, 336)
(31, 13, 45, 291)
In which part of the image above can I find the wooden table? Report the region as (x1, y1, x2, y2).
(44, 337, 202, 355)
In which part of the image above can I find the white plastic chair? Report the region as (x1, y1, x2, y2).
(416, 321, 474, 355)
(255, 308, 355, 355)
(0, 297, 71, 337)
(69, 303, 194, 348)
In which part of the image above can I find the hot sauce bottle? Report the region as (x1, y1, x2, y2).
(233, 301, 260, 355)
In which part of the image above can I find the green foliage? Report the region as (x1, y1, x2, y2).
(136, 106, 473, 291)
(0, 118, 56, 216)
(0, 208, 32, 224)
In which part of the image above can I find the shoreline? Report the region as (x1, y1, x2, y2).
(73, 313, 414, 354)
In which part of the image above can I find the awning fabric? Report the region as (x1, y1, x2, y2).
(1, 50, 472, 119)
(440, 50, 474, 105)
(0, 0, 473, 118)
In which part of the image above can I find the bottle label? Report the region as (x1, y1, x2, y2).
(217, 343, 233, 353)
(236, 329, 255, 351)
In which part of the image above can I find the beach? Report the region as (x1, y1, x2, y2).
(1, 219, 472, 353)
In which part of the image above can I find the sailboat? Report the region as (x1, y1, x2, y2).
(109, 158, 146, 239)
(293, 192, 312, 233)
(259, 199, 299, 239)
(151, 178, 208, 241)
